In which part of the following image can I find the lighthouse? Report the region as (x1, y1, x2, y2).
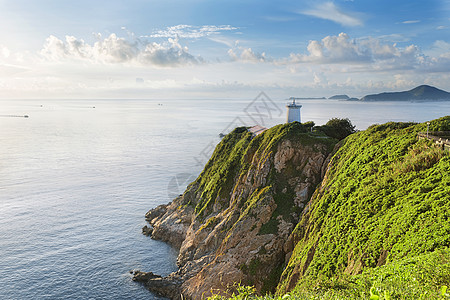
(286, 97, 302, 123)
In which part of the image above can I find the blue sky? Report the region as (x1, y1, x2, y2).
(0, 0, 449, 99)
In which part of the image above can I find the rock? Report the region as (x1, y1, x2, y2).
(132, 270, 183, 299)
(142, 225, 153, 236)
(145, 203, 168, 221)
(132, 270, 159, 282)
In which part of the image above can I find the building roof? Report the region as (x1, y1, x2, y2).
(248, 125, 267, 136)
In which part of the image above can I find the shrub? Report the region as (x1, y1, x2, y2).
(316, 118, 356, 140)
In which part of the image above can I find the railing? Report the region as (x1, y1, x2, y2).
(418, 131, 450, 150)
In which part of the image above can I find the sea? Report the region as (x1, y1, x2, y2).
(1, 97, 449, 299)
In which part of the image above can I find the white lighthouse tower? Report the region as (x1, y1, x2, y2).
(286, 97, 302, 123)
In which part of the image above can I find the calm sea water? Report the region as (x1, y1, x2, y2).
(0, 97, 449, 299)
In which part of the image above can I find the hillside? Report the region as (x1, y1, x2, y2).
(360, 85, 450, 101)
(137, 116, 450, 300)
(276, 116, 450, 299)
(135, 123, 338, 299)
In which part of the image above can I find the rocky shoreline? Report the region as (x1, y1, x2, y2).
(132, 270, 182, 300)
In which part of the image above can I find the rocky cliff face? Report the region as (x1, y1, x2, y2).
(136, 123, 337, 299)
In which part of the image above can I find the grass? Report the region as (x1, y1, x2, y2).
(277, 116, 450, 297)
(192, 116, 450, 299)
(186, 122, 336, 223)
(208, 248, 450, 300)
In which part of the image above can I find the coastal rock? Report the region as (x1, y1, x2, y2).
(145, 197, 195, 249)
(142, 225, 153, 236)
(132, 270, 182, 300)
(141, 124, 336, 299)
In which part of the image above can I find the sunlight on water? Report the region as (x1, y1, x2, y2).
(0, 98, 449, 299)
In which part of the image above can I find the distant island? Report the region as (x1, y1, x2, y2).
(328, 94, 349, 100)
(292, 85, 450, 102)
(360, 85, 450, 101)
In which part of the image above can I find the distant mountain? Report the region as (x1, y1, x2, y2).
(360, 85, 450, 101)
(329, 94, 349, 100)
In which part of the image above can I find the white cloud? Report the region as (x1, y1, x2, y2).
(313, 72, 328, 85)
(147, 25, 238, 39)
(208, 36, 236, 48)
(228, 47, 268, 63)
(431, 40, 450, 53)
(287, 33, 424, 71)
(1, 45, 10, 58)
(40, 34, 201, 67)
(402, 20, 420, 24)
(301, 2, 363, 27)
(2, 29, 450, 100)
(289, 33, 367, 63)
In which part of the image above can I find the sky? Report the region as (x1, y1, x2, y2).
(0, 0, 449, 99)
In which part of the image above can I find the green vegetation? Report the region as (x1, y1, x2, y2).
(207, 116, 450, 299)
(315, 118, 357, 140)
(277, 116, 450, 296)
(187, 122, 336, 221)
(189, 126, 252, 218)
(208, 248, 450, 299)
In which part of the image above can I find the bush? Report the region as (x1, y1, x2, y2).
(316, 118, 356, 140)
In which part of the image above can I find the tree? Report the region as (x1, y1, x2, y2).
(302, 121, 315, 132)
(319, 118, 356, 140)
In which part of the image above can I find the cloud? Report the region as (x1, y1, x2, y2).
(3, 27, 450, 100)
(147, 25, 238, 39)
(1, 46, 10, 58)
(40, 34, 202, 67)
(208, 36, 236, 48)
(228, 46, 268, 63)
(280, 32, 450, 77)
(402, 20, 420, 24)
(301, 2, 363, 27)
(431, 40, 450, 53)
(289, 33, 368, 63)
(424, 40, 450, 71)
(0, 63, 30, 76)
(287, 33, 423, 70)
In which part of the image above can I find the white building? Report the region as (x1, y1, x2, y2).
(286, 98, 302, 123)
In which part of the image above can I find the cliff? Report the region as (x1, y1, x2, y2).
(277, 116, 450, 299)
(137, 116, 450, 300)
(360, 85, 450, 101)
(136, 123, 337, 299)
